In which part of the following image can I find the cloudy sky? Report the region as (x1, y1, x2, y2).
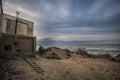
(2, 0, 120, 44)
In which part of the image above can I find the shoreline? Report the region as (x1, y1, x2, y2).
(37, 46, 120, 62)
(36, 44, 120, 57)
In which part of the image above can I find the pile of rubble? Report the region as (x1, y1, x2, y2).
(0, 59, 23, 80)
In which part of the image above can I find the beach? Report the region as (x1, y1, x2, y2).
(0, 46, 120, 80)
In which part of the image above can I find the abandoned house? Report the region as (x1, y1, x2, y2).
(0, 2, 36, 57)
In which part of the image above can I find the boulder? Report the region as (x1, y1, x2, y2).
(37, 46, 46, 55)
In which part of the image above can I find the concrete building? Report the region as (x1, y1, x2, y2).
(0, 13, 36, 57)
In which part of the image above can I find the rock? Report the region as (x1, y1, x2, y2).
(74, 49, 89, 57)
(64, 49, 71, 58)
(38, 47, 94, 59)
(37, 46, 118, 62)
(96, 54, 113, 61)
(114, 54, 120, 62)
(116, 54, 120, 58)
(43, 51, 61, 60)
(37, 46, 46, 55)
(88, 54, 96, 58)
(64, 49, 70, 53)
(39, 47, 72, 59)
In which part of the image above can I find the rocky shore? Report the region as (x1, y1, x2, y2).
(37, 46, 120, 62)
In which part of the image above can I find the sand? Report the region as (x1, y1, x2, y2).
(0, 55, 120, 80)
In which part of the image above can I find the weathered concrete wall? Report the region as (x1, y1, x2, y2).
(0, 14, 34, 36)
(0, 14, 7, 34)
(0, 33, 36, 57)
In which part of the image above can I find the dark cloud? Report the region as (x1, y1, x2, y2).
(3, 0, 120, 43)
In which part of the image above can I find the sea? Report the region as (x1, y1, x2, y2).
(36, 44, 120, 57)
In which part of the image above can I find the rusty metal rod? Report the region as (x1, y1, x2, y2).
(14, 11, 20, 44)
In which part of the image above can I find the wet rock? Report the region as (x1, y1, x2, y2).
(114, 54, 120, 62)
(88, 54, 96, 58)
(95, 54, 113, 61)
(116, 54, 120, 58)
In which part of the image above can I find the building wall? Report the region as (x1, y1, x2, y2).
(0, 14, 7, 34)
(0, 33, 36, 57)
(0, 14, 34, 36)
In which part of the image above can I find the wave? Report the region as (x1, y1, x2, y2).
(85, 48, 120, 51)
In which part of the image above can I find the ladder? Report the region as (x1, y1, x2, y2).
(23, 58, 44, 73)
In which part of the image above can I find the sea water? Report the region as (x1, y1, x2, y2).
(36, 44, 120, 57)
